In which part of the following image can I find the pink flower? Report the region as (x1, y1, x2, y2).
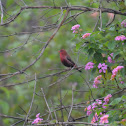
(86, 105, 92, 116)
(112, 66, 124, 75)
(92, 102, 97, 109)
(99, 114, 109, 124)
(121, 81, 124, 84)
(107, 53, 115, 63)
(91, 113, 99, 123)
(121, 19, 126, 27)
(104, 94, 112, 104)
(111, 66, 124, 80)
(82, 33, 91, 39)
(93, 75, 102, 88)
(102, 102, 107, 109)
(36, 113, 40, 118)
(98, 63, 107, 73)
(119, 77, 124, 84)
(85, 62, 94, 70)
(115, 35, 126, 41)
(96, 99, 102, 105)
(71, 24, 80, 33)
(32, 113, 43, 124)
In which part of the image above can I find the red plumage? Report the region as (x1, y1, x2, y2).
(59, 49, 81, 72)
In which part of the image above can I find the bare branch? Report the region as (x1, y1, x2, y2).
(23, 73, 37, 125)
(0, 0, 3, 24)
(41, 88, 53, 119)
(1, 6, 126, 26)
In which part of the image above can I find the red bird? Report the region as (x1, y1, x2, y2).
(59, 49, 81, 72)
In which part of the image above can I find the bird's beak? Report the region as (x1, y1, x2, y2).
(58, 51, 60, 53)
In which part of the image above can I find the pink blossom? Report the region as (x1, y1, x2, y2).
(82, 33, 91, 39)
(96, 99, 102, 105)
(102, 102, 107, 109)
(98, 63, 107, 73)
(104, 94, 112, 104)
(121, 19, 126, 27)
(32, 113, 43, 124)
(85, 62, 94, 70)
(93, 75, 102, 88)
(91, 113, 99, 123)
(71, 24, 80, 33)
(111, 74, 116, 80)
(36, 113, 40, 118)
(92, 102, 97, 109)
(87, 105, 92, 110)
(86, 103, 98, 116)
(115, 35, 126, 41)
(111, 66, 124, 80)
(112, 66, 124, 75)
(86, 105, 92, 116)
(119, 77, 124, 84)
(99, 114, 109, 124)
(107, 53, 115, 63)
(120, 80, 124, 84)
(87, 110, 92, 116)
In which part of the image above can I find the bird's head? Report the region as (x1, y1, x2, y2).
(59, 49, 67, 55)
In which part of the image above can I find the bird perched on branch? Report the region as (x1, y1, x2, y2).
(59, 49, 81, 72)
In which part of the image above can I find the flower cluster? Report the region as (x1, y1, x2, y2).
(32, 113, 43, 124)
(103, 94, 112, 109)
(85, 94, 112, 125)
(98, 63, 108, 73)
(99, 114, 109, 124)
(93, 75, 102, 88)
(91, 113, 109, 125)
(91, 113, 99, 123)
(121, 19, 126, 27)
(119, 77, 124, 84)
(107, 53, 115, 64)
(111, 66, 124, 80)
(71, 24, 80, 33)
(86, 99, 102, 116)
(82, 33, 91, 39)
(85, 62, 94, 70)
(115, 35, 126, 41)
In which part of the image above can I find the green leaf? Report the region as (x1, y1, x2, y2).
(121, 95, 126, 100)
(0, 100, 9, 114)
(110, 98, 122, 105)
(107, 41, 116, 50)
(96, 109, 103, 115)
(88, 48, 94, 56)
(93, 52, 103, 62)
(76, 42, 82, 51)
(113, 51, 120, 59)
(107, 110, 117, 116)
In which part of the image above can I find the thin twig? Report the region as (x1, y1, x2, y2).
(34, 121, 106, 125)
(67, 86, 74, 122)
(106, 13, 115, 27)
(41, 88, 53, 119)
(99, 0, 102, 31)
(23, 73, 37, 126)
(0, 0, 3, 24)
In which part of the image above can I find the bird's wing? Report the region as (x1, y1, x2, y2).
(66, 55, 75, 67)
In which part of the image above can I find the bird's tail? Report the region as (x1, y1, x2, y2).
(74, 65, 82, 72)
